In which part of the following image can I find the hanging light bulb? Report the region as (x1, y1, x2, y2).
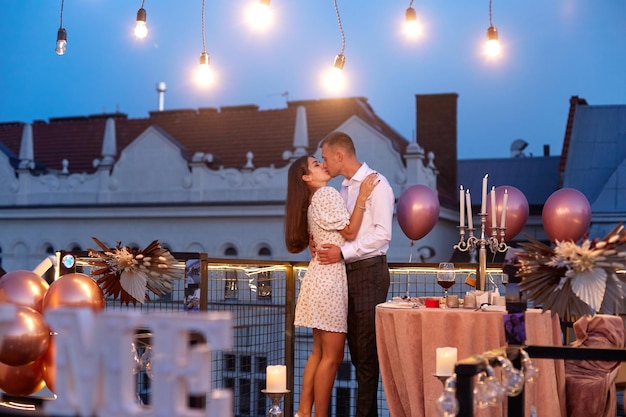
(134, 2, 148, 39)
(196, 51, 214, 86)
(324, 53, 346, 91)
(54, 0, 67, 55)
(404, 1, 420, 38)
(196, 0, 214, 87)
(247, 0, 272, 31)
(55, 27, 67, 55)
(485, 25, 500, 57)
(485, 0, 501, 57)
(323, 0, 346, 92)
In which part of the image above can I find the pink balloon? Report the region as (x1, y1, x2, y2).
(542, 188, 591, 242)
(397, 185, 440, 241)
(486, 186, 529, 241)
(0, 270, 50, 312)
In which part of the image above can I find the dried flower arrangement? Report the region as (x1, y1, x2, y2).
(516, 224, 626, 321)
(86, 237, 182, 305)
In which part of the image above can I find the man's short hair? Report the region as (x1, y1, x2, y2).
(321, 131, 355, 155)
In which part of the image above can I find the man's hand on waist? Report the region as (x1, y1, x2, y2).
(317, 244, 342, 265)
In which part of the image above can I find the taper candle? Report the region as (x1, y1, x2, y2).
(465, 189, 473, 230)
(459, 185, 465, 228)
(481, 174, 488, 214)
(500, 189, 509, 229)
(490, 186, 496, 228)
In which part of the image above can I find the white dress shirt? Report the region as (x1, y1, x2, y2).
(340, 162, 395, 263)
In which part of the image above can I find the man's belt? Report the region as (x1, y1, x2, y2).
(345, 255, 387, 272)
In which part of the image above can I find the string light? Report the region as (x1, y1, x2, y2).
(134, 0, 148, 39)
(55, 0, 67, 55)
(324, 0, 346, 92)
(247, 0, 272, 31)
(404, 0, 421, 38)
(196, 0, 214, 86)
(485, 0, 500, 57)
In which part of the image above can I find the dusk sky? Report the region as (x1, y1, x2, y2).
(1, 1, 625, 159)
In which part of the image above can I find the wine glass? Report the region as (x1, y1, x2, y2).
(437, 262, 456, 301)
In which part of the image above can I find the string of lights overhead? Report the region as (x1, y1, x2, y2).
(52, 0, 503, 90)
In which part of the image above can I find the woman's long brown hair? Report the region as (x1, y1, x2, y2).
(284, 155, 311, 253)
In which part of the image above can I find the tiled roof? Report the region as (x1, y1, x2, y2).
(0, 97, 409, 174)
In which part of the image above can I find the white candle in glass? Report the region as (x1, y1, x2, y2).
(266, 365, 287, 392)
(465, 189, 473, 230)
(490, 186, 496, 228)
(436, 347, 458, 376)
(500, 189, 509, 229)
(459, 185, 465, 228)
(481, 174, 488, 214)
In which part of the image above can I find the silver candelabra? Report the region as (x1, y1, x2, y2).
(454, 212, 508, 291)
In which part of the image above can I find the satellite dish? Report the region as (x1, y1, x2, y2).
(510, 139, 528, 158)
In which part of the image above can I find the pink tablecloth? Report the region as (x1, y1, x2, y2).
(375, 306, 566, 417)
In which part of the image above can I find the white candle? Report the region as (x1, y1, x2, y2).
(465, 189, 473, 230)
(436, 347, 458, 376)
(490, 186, 496, 228)
(266, 365, 286, 392)
(459, 185, 465, 228)
(481, 174, 488, 214)
(500, 189, 509, 229)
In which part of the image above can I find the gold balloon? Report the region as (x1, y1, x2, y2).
(0, 270, 50, 312)
(0, 305, 51, 366)
(42, 335, 56, 393)
(0, 358, 46, 396)
(42, 273, 105, 313)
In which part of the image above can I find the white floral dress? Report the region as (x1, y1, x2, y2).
(294, 186, 350, 333)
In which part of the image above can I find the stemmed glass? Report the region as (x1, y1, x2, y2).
(437, 262, 456, 302)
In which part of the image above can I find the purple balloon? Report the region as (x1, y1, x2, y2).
(542, 188, 591, 242)
(397, 185, 440, 241)
(486, 186, 529, 241)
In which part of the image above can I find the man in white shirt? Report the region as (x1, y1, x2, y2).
(317, 131, 394, 417)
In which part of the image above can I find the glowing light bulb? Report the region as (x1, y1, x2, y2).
(404, 7, 421, 38)
(196, 52, 214, 86)
(485, 26, 500, 57)
(247, 0, 272, 31)
(323, 54, 346, 92)
(135, 8, 147, 39)
(55, 28, 67, 55)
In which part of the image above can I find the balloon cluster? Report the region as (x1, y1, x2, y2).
(397, 183, 592, 245)
(0, 270, 105, 396)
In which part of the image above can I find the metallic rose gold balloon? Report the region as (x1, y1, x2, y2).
(397, 185, 440, 241)
(0, 357, 46, 396)
(0, 305, 51, 366)
(42, 335, 56, 393)
(0, 270, 50, 312)
(542, 188, 591, 242)
(42, 273, 105, 313)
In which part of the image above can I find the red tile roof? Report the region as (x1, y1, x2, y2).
(0, 97, 408, 174)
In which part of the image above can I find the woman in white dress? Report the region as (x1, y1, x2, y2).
(285, 155, 378, 417)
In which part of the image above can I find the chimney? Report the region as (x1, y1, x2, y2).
(156, 82, 167, 111)
(543, 144, 550, 156)
(415, 93, 458, 206)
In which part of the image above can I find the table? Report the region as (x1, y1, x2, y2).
(375, 305, 566, 417)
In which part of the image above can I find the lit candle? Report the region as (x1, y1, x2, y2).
(481, 174, 488, 214)
(465, 189, 473, 230)
(266, 365, 286, 392)
(500, 189, 509, 229)
(459, 185, 465, 228)
(436, 347, 458, 376)
(490, 186, 496, 228)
